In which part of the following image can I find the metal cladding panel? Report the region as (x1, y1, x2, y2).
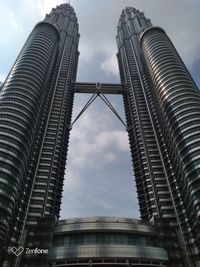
(3, 2, 80, 260)
(141, 26, 200, 243)
(0, 22, 59, 243)
(22, 3, 80, 230)
(116, 7, 176, 224)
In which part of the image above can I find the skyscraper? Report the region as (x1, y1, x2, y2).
(0, 3, 79, 265)
(117, 6, 200, 267)
(0, 3, 200, 267)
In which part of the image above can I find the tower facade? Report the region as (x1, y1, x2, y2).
(0, 3, 79, 264)
(0, 3, 200, 267)
(117, 6, 200, 266)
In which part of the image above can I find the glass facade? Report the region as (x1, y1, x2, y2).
(53, 233, 155, 247)
(48, 217, 168, 267)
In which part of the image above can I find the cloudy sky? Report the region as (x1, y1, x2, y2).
(0, 0, 200, 219)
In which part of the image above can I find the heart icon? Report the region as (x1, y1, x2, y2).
(11, 247, 24, 257)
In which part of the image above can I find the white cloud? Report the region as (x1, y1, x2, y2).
(105, 152, 116, 162)
(101, 55, 119, 77)
(78, 41, 98, 64)
(37, 0, 64, 15)
(69, 129, 128, 168)
(68, 103, 129, 169)
(0, 73, 6, 83)
(0, 0, 23, 45)
(97, 131, 129, 152)
(21, 0, 65, 17)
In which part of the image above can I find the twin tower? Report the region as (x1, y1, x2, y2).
(0, 3, 200, 267)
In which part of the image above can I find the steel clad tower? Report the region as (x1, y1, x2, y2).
(0, 3, 200, 267)
(0, 3, 79, 265)
(117, 6, 200, 267)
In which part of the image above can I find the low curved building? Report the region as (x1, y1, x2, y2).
(48, 217, 168, 267)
